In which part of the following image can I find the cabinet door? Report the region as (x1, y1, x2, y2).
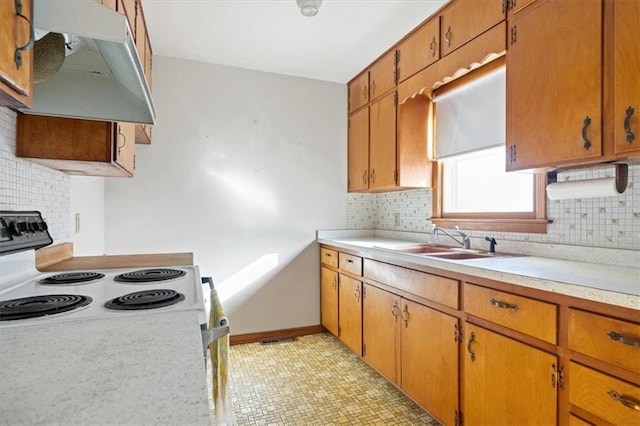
(320, 267, 339, 336)
(402, 299, 458, 426)
(362, 284, 400, 385)
(369, 50, 396, 102)
(348, 107, 369, 192)
(614, 0, 640, 155)
(440, 0, 504, 57)
(398, 17, 440, 83)
(463, 324, 557, 425)
(0, 0, 33, 108)
(114, 122, 136, 175)
(397, 95, 431, 188)
(369, 91, 397, 191)
(348, 72, 368, 113)
(338, 275, 362, 356)
(507, 0, 602, 170)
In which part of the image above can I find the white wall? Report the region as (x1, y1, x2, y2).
(104, 56, 347, 335)
(69, 176, 105, 255)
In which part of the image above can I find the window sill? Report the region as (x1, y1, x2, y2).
(431, 218, 551, 234)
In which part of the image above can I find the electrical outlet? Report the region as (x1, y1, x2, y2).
(393, 212, 400, 227)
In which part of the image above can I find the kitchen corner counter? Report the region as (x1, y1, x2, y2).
(37, 249, 194, 272)
(317, 232, 640, 311)
(0, 311, 212, 425)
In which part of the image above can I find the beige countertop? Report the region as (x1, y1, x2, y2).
(0, 311, 212, 425)
(317, 230, 640, 310)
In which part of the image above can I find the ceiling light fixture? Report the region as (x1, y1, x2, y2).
(297, 0, 322, 17)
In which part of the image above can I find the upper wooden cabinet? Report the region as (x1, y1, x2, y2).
(0, 0, 33, 109)
(369, 50, 397, 102)
(347, 107, 369, 191)
(613, 0, 640, 156)
(507, 0, 640, 171)
(16, 114, 136, 177)
(348, 72, 368, 113)
(506, 0, 602, 171)
(440, 0, 505, 57)
(397, 17, 440, 83)
(369, 91, 398, 191)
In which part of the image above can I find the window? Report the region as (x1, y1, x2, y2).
(430, 62, 548, 233)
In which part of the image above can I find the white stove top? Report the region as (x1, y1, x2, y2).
(0, 253, 207, 328)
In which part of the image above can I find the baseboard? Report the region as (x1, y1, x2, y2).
(230, 325, 326, 345)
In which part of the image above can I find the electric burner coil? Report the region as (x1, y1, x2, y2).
(114, 268, 186, 283)
(104, 289, 185, 310)
(0, 294, 93, 321)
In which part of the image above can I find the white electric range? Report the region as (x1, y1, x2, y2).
(0, 211, 210, 328)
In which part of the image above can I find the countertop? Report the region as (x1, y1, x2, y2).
(0, 311, 212, 425)
(39, 252, 195, 272)
(317, 231, 639, 310)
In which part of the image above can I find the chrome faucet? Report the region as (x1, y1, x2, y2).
(431, 225, 471, 250)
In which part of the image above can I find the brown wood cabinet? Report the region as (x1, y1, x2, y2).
(347, 107, 369, 191)
(439, 0, 505, 57)
(320, 266, 339, 336)
(369, 91, 397, 191)
(402, 299, 458, 426)
(369, 50, 397, 102)
(362, 284, 400, 385)
(348, 72, 368, 113)
(463, 323, 558, 425)
(507, 0, 640, 171)
(338, 274, 362, 355)
(397, 17, 440, 83)
(16, 114, 136, 177)
(506, 0, 602, 171)
(0, 0, 33, 109)
(320, 243, 640, 425)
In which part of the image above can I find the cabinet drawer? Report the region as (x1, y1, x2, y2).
(463, 284, 557, 344)
(569, 362, 640, 426)
(568, 309, 640, 374)
(364, 259, 458, 309)
(320, 247, 338, 268)
(339, 253, 362, 276)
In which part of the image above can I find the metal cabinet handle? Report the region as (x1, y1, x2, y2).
(333, 275, 337, 290)
(345, 258, 354, 264)
(467, 331, 476, 361)
(362, 170, 368, 185)
(13, 0, 35, 70)
(354, 285, 360, 302)
(117, 126, 127, 156)
(607, 331, 640, 348)
(370, 169, 376, 184)
(608, 390, 640, 412)
(371, 80, 377, 96)
(429, 36, 437, 57)
(624, 106, 635, 144)
(445, 26, 452, 46)
(401, 304, 409, 328)
(363, 85, 368, 101)
(582, 116, 592, 150)
(490, 298, 518, 311)
(391, 300, 399, 322)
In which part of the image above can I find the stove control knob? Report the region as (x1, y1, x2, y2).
(9, 221, 24, 236)
(29, 222, 39, 233)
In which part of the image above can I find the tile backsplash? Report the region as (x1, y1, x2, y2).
(0, 107, 70, 243)
(347, 165, 639, 250)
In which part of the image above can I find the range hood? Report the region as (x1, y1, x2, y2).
(20, 0, 156, 124)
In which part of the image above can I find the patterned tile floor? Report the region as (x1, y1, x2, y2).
(213, 332, 439, 425)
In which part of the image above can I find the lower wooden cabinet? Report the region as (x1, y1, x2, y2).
(338, 274, 362, 355)
(569, 362, 640, 425)
(363, 284, 400, 385)
(462, 324, 558, 425)
(320, 266, 338, 336)
(402, 299, 458, 426)
(16, 114, 136, 177)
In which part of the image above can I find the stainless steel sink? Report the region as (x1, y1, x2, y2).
(375, 244, 514, 260)
(427, 251, 493, 260)
(384, 244, 455, 254)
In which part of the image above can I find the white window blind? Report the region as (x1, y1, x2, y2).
(433, 66, 506, 159)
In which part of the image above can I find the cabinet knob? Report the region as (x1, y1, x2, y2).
(624, 106, 635, 144)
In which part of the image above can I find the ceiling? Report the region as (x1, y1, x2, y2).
(143, 0, 449, 84)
